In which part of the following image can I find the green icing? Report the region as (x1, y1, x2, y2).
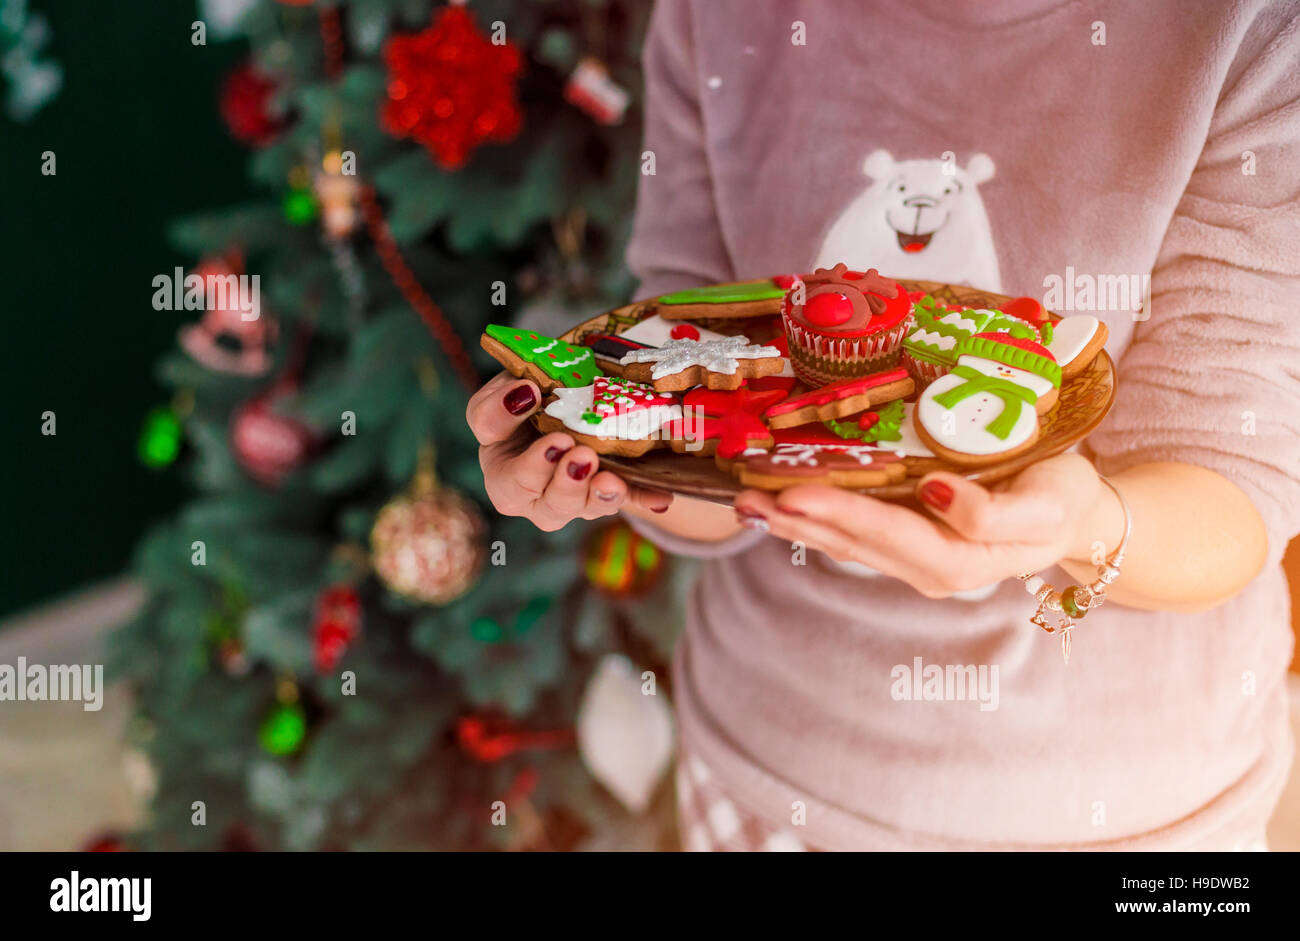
(1038, 320, 1055, 346)
(485, 324, 601, 387)
(906, 303, 1044, 368)
(658, 280, 784, 305)
(952, 334, 1062, 387)
(824, 399, 905, 443)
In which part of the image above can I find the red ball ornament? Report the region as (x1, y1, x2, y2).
(312, 584, 363, 673)
(219, 63, 284, 148)
(380, 4, 523, 170)
(230, 393, 316, 486)
(803, 291, 854, 327)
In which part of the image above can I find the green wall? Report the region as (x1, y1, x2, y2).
(1, 2, 257, 617)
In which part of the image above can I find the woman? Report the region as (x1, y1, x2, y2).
(467, 0, 1300, 849)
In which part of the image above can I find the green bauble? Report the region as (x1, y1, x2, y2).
(138, 406, 182, 468)
(259, 703, 307, 756)
(282, 188, 318, 225)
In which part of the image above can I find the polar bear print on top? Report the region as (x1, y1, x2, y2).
(813, 150, 1002, 293)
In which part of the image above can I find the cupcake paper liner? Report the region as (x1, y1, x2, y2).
(783, 315, 913, 387)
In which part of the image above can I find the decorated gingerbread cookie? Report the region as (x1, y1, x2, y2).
(619, 335, 784, 391)
(536, 376, 681, 456)
(665, 377, 795, 458)
(903, 299, 1041, 385)
(654, 279, 788, 321)
(915, 333, 1061, 466)
(763, 367, 915, 429)
(579, 331, 657, 372)
(619, 314, 727, 346)
(730, 437, 907, 490)
(1046, 315, 1108, 379)
(482, 324, 601, 392)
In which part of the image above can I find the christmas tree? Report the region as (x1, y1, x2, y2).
(115, 0, 684, 851)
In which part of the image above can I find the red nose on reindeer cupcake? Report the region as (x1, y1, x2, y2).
(780, 263, 914, 386)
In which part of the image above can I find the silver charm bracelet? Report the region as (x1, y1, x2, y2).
(1016, 475, 1132, 664)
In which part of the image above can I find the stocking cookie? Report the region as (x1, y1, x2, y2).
(914, 333, 1061, 466)
(655, 279, 787, 321)
(731, 440, 907, 490)
(1046, 315, 1108, 379)
(763, 368, 914, 429)
(536, 376, 680, 456)
(619, 335, 784, 391)
(482, 325, 601, 392)
(665, 377, 796, 458)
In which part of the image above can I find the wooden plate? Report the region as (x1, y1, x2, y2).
(541, 279, 1116, 505)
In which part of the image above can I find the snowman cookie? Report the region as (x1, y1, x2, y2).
(915, 333, 1062, 466)
(536, 376, 681, 456)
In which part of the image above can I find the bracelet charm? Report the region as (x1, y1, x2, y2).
(1016, 478, 1131, 664)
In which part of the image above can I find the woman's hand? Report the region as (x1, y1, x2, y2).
(733, 452, 1108, 598)
(466, 372, 672, 531)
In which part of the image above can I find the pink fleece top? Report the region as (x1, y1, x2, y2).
(625, 0, 1300, 849)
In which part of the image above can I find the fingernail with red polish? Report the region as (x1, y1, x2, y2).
(919, 480, 954, 512)
(504, 384, 537, 416)
(567, 462, 592, 481)
(544, 446, 567, 463)
(736, 509, 769, 532)
(650, 504, 669, 514)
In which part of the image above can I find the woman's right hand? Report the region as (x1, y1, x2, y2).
(466, 372, 673, 531)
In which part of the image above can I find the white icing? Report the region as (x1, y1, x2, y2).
(621, 315, 727, 346)
(1046, 315, 1099, 367)
(619, 336, 780, 379)
(937, 311, 982, 333)
(908, 328, 959, 351)
(545, 384, 680, 439)
(915, 355, 1050, 456)
(766, 443, 880, 467)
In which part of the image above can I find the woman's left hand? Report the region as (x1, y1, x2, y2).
(733, 452, 1105, 598)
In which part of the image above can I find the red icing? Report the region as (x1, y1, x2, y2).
(588, 376, 675, 419)
(669, 324, 700, 341)
(784, 266, 910, 338)
(968, 332, 1056, 361)
(857, 411, 880, 431)
(999, 296, 1052, 327)
(803, 292, 854, 327)
(666, 382, 793, 458)
(769, 422, 859, 446)
(764, 368, 909, 419)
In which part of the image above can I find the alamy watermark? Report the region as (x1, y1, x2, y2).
(890, 656, 999, 712)
(152, 267, 261, 320)
(0, 658, 103, 711)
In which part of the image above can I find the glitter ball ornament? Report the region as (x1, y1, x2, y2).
(380, 4, 523, 170)
(371, 449, 487, 604)
(229, 391, 316, 486)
